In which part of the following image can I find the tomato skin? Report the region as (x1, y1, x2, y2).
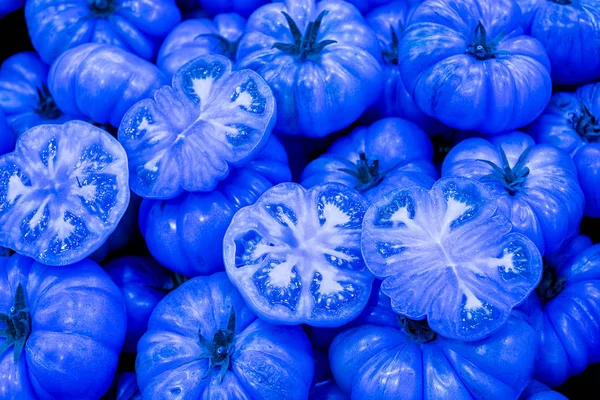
(519, 235, 600, 388)
(443, 131, 584, 255)
(529, 83, 600, 218)
(25, 0, 181, 64)
(399, 0, 552, 134)
(0, 111, 15, 156)
(139, 136, 290, 277)
(195, 0, 268, 17)
(48, 44, 168, 128)
(157, 13, 246, 80)
(105, 256, 175, 354)
(301, 118, 438, 203)
(237, 0, 383, 138)
(0, 254, 126, 399)
(136, 272, 314, 399)
(519, 380, 567, 400)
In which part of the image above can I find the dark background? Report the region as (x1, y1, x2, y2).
(2, 6, 600, 399)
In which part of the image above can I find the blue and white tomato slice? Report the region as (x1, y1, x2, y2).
(361, 177, 543, 341)
(224, 182, 374, 327)
(0, 121, 130, 266)
(119, 54, 276, 199)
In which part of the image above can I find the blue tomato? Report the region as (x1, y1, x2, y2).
(519, 380, 567, 400)
(104, 256, 176, 353)
(136, 272, 314, 398)
(0, 111, 15, 156)
(48, 44, 168, 128)
(224, 182, 374, 327)
(195, 0, 268, 17)
(344, 0, 393, 13)
(0, 52, 71, 136)
(310, 380, 348, 400)
(362, 176, 543, 341)
(0, 0, 24, 18)
(0, 254, 126, 399)
(139, 135, 291, 277)
(25, 0, 181, 64)
(519, 234, 600, 387)
(443, 131, 584, 255)
(329, 310, 537, 399)
(301, 118, 438, 203)
(529, 83, 600, 218)
(363, 1, 444, 134)
(237, 0, 383, 137)
(0, 121, 130, 266)
(158, 13, 246, 80)
(119, 54, 276, 199)
(399, 0, 552, 134)
(115, 372, 141, 400)
(517, 0, 600, 85)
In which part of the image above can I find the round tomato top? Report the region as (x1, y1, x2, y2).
(139, 135, 291, 277)
(529, 83, 600, 217)
(25, 0, 181, 63)
(224, 182, 374, 327)
(119, 54, 276, 199)
(442, 131, 584, 255)
(237, 0, 383, 137)
(301, 118, 438, 203)
(518, 0, 600, 85)
(48, 44, 168, 128)
(519, 234, 600, 387)
(158, 13, 246, 80)
(0, 254, 126, 399)
(361, 176, 543, 341)
(329, 311, 537, 399)
(0, 52, 71, 136)
(399, 0, 552, 134)
(136, 272, 314, 399)
(0, 121, 130, 266)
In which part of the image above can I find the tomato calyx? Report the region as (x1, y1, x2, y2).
(570, 103, 600, 143)
(35, 85, 62, 120)
(535, 263, 566, 304)
(466, 22, 507, 61)
(195, 33, 240, 61)
(382, 25, 402, 65)
(550, 0, 572, 4)
(197, 307, 236, 383)
(399, 316, 437, 343)
(338, 152, 387, 192)
(478, 147, 531, 196)
(272, 10, 337, 61)
(0, 284, 31, 364)
(88, 0, 117, 16)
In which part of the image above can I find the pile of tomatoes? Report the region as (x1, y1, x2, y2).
(1, 0, 599, 398)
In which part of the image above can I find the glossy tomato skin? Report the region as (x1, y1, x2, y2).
(237, 0, 383, 137)
(329, 310, 537, 399)
(0, 111, 15, 156)
(301, 118, 438, 203)
(519, 235, 600, 388)
(157, 13, 246, 80)
(443, 131, 583, 256)
(25, 0, 181, 64)
(0, 0, 24, 18)
(136, 272, 314, 399)
(104, 256, 175, 354)
(0, 121, 131, 266)
(0, 52, 71, 136)
(196, 0, 268, 17)
(529, 84, 600, 217)
(519, 380, 567, 400)
(48, 44, 168, 128)
(119, 54, 276, 200)
(0, 254, 126, 399)
(400, 0, 552, 134)
(139, 135, 291, 277)
(518, 0, 600, 85)
(363, 1, 443, 134)
(224, 182, 374, 327)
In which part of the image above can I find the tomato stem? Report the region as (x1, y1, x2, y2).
(0, 284, 32, 364)
(272, 10, 337, 61)
(381, 24, 402, 65)
(477, 146, 531, 196)
(88, 0, 117, 16)
(535, 263, 566, 304)
(398, 316, 437, 343)
(570, 103, 600, 142)
(197, 307, 236, 383)
(35, 85, 62, 120)
(466, 21, 508, 61)
(195, 33, 240, 61)
(338, 152, 386, 192)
